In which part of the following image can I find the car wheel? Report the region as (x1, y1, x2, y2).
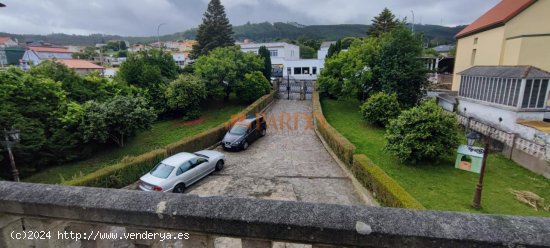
(242, 141, 249, 150)
(173, 183, 186, 194)
(215, 160, 225, 171)
(261, 129, 267, 136)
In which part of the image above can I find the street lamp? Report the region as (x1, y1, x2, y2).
(411, 10, 415, 33)
(287, 67, 291, 100)
(157, 23, 166, 50)
(467, 131, 481, 146)
(466, 131, 489, 209)
(2, 127, 21, 182)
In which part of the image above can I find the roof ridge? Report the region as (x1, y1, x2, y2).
(456, 0, 536, 39)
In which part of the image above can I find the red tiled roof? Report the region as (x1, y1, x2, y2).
(0, 37, 13, 44)
(57, 59, 104, 69)
(29, 46, 72, 53)
(456, 0, 537, 39)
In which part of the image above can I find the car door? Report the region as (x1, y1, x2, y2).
(249, 121, 258, 142)
(175, 161, 193, 186)
(194, 157, 212, 180)
(186, 157, 208, 184)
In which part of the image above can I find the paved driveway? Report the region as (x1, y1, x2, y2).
(186, 100, 372, 206)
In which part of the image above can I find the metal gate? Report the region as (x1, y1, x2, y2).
(276, 79, 314, 100)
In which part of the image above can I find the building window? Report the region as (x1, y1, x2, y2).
(302, 67, 310, 75)
(470, 49, 477, 65)
(294, 67, 301, 75)
(312, 67, 317, 75)
(474, 38, 478, 45)
(459, 76, 531, 108)
(269, 50, 278, 57)
(522, 79, 549, 109)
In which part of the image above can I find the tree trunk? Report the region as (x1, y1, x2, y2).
(224, 87, 231, 102)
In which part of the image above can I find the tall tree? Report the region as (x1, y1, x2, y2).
(367, 8, 399, 37)
(258, 46, 272, 80)
(191, 0, 235, 58)
(194, 46, 263, 102)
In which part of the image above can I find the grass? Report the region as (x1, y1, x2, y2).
(321, 97, 550, 217)
(24, 100, 246, 184)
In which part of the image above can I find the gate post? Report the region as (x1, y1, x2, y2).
(300, 81, 306, 100)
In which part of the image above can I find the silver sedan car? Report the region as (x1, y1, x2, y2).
(138, 150, 225, 193)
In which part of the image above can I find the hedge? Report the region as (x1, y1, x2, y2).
(314, 90, 423, 209)
(352, 154, 425, 209)
(312, 91, 356, 166)
(65, 149, 167, 188)
(63, 91, 276, 188)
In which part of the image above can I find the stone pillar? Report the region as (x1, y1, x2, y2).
(23, 217, 75, 248)
(0, 215, 29, 248)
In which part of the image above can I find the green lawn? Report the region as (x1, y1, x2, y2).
(321, 97, 550, 217)
(24, 101, 246, 184)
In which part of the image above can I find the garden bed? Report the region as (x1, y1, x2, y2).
(24, 102, 246, 184)
(321, 97, 550, 217)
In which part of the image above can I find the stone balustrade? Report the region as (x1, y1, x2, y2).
(1, 182, 549, 248)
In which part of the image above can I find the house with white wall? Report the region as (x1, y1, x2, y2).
(240, 42, 328, 80)
(172, 52, 190, 68)
(240, 42, 299, 60)
(22, 46, 73, 65)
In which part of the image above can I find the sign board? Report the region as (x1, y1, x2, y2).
(455, 145, 485, 174)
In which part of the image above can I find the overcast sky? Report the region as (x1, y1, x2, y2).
(0, 0, 500, 36)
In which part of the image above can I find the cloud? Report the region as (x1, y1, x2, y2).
(0, 0, 500, 36)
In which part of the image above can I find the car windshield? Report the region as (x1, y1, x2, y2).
(149, 163, 175, 179)
(230, 125, 248, 135)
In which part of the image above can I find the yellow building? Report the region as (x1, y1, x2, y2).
(453, 0, 550, 91)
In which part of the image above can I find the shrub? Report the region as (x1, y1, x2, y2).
(64, 90, 276, 188)
(235, 71, 272, 103)
(385, 99, 460, 163)
(165, 74, 207, 120)
(360, 92, 401, 127)
(353, 154, 424, 209)
(80, 95, 157, 147)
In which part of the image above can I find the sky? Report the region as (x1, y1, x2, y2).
(0, 0, 501, 36)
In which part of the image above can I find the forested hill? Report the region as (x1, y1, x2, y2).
(1, 22, 466, 46)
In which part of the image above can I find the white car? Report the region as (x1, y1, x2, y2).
(138, 150, 225, 193)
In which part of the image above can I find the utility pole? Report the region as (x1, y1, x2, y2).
(411, 10, 415, 33)
(157, 23, 166, 50)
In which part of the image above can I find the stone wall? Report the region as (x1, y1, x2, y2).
(1, 182, 549, 247)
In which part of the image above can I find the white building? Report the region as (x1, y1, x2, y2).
(172, 52, 190, 68)
(22, 46, 73, 65)
(455, 66, 550, 140)
(240, 42, 300, 60)
(240, 42, 329, 80)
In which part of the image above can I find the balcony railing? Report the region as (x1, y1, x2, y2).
(1, 182, 549, 247)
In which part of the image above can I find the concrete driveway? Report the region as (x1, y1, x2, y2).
(186, 100, 373, 206)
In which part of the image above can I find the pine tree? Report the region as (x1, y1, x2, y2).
(367, 8, 398, 37)
(258, 46, 272, 80)
(191, 0, 235, 58)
